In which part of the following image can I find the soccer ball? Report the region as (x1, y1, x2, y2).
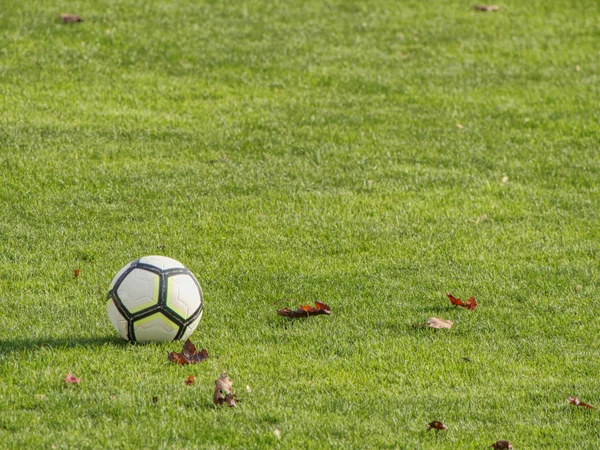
(106, 256, 204, 343)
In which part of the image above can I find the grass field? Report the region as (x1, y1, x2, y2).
(1, 0, 599, 448)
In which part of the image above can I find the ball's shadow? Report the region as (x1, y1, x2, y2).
(0, 335, 127, 354)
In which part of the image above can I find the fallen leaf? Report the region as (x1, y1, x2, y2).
(63, 372, 80, 384)
(278, 301, 331, 318)
(477, 214, 488, 223)
(214, 372, 237, 407)
(60, 13, 83, 23)
(491, 440, 513, 449)
(246, 385, 252, 393)
(184, 375, 196, 386)
(167, 339, 208, 365)
(575, 65, 581, 71)
(456, 122, 464, 129)
(151, 396, 159, 404)
(567, 396, 594, 409)
(501, 176, 509, 183)
(274, 429, 282, 440)
(427, 421, 448, 431)
(74, 269, 80, 278)
(474, 5, 500, 11)
(413, 317, 453, 329)
(446, 292, 477, 310)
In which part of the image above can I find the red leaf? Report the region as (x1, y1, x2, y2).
(427, 421, 448, 431)
(568, 396, 594, 409)
(184, 375, 196, 386)
(278, 301, 332, 318)
(446, 292, 477, 310)
(167, 340, 209, 366)
(64, 372, 80, 384)
(74, 269, 80, 278)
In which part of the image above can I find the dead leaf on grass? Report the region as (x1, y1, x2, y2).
(413, 317, 453, 329)
(567, 396, 594, 409)
(278, 301, 331, 318)
(63, 372, 80, 384)
(214, 372, 237, 407)
(446, 292, 477, 310)
(427, 421, 448, 431)
(456, 122, 464, 129)
(60, 13, 83, 23)
(491, 440, 513, 449)
(184, 375, 196, 386)
(167, 339, 208, 365)
(474, 5, 500, 12)
(501, 176, 509, 183)
(74, 269, 80, 278)
(274, 429, 281, 440)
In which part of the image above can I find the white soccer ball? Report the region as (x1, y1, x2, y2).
(106, 256, 204, 343)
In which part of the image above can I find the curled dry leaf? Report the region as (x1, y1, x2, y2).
(60, 14, 83, 23)
(446, 292, 477, 310)
(491, 440, 513, 449)
(74, 269, 80, 278)
(278, 301, 331, 318)
(427, 421, 448, 431)
(184, 375, 196, 386)
(413, 317, 453, 329)
(567, 396, 594, 409)
(474, 5, 500, 11)
(63, 372, 80, 384)
(214, 372, 237, 407)
(167, 339, 208, 365)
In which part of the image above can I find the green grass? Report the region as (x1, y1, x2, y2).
(1, 0, 599, 448)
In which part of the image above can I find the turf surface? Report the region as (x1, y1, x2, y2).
(0, 0, 599, 448)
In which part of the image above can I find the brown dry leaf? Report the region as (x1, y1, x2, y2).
(427, 421, 448, 431)
(413, 318, 453, 329)
(167, 339, 208, 365)
(446, 292, 477, 311)
(214, 372, 237, 407)
(474, 5, 500, 12)
(60, 14, 83, 23)
(74, 269, 80, 278)
(63, 372, 80, 384)
(567, 396, 594, 409)
(491, 440, 513, 449)
(278, 301, 331, 318)
(184, 375, 196, 386)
